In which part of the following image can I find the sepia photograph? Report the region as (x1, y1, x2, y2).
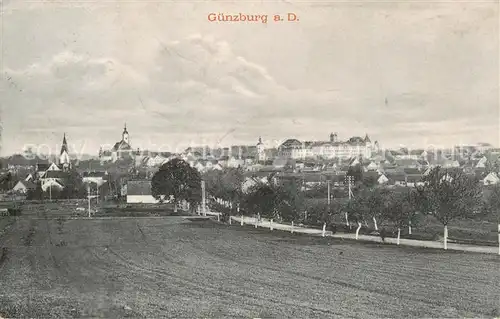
(0, 0, 499, 317)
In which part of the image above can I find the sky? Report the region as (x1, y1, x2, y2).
(1, 0, 498, 157)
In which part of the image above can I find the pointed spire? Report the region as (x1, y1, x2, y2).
(258, 136, 262, 144)
(364, 133, 371, 143)
(60, 133, 68, 155)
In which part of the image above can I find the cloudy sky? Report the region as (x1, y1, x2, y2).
(1, 0, 498, 157)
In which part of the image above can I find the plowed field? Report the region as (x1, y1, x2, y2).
(0, 216, 498, 318)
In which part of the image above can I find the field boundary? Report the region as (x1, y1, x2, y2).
(229, 215, 500, 255)
(17, 216, 204, 220)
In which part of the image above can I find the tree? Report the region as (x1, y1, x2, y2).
(483, 184, 500, 254)
(416, 167, 483, 250)
(383, 189, 419, 244)
(276, 177, 304, 222)
(342, 191, 369, 239)
(242, 183, 277, 218)
(151, 158, 202, 213)
(26, 182, 43, 200)
(241, 175, 304, 223)
(61, 170, 87, 199)
(362, 175, 379, 188)
(203, 168, 244, 218)
(363, 187, 392, 231)
(483, 184, 500, 222)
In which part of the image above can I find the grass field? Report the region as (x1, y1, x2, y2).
(0, 214, 499, 318)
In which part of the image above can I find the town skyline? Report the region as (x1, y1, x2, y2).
(8, 126, 497, 161)
(2, 1, 498, 156)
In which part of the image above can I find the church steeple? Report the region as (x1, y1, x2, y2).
(59, 133, 70, 170)
(60, 133, 68, 155)
(122, 123, 130, 144)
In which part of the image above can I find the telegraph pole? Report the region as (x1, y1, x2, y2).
(201, 180, 206, 216)
(327, 179, 331, 205)
(344, 175, 354, 227)
(346, 175, 354, 200)
(87, 184, 91, 218)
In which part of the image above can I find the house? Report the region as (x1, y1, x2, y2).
(82, 171, 108, 187)
(40, 170, 67, 192)
(483, 172, 500, 186)
(406, 174, 424, 187)
(227, 157, 245, 168)
(386, 173, 406, 186)
(217, 156, 229, 167)
(475, 156, 488, 168)
(147, 154, 169, 167)
(194, 161, 206, 172)
(212, 163, 223, 171)
(35, 163, 51, 179)
(349, 157, 360, 167)
(126, 180, 162, 204)
(272, 158, 289, 169)
(47, 162, 62, 171)
(12, 180, 36, 194)
(377, 174, 389, 185)
(394, 159, 421, 169)
(242, 175, 267, 193)
(366, 161, 378, 171)
(41, 179, 64, 192)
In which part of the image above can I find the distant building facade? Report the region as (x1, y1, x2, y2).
(278, 133, 376, 160)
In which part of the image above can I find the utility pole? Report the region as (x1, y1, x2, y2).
(346, 175, 354, 200)
(49, 184, 52, 201)
(87, 184, 91, 218)
(327, 179, 331, 205)
(345, 175, 354, 227)
(201, 180, 206, 216)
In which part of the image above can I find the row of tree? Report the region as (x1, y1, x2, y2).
(150, 159, 499, 246)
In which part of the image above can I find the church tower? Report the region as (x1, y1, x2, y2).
(59, 133, 71, 170)
(257, 137, 265, 162)
(122, 123, 129, 144)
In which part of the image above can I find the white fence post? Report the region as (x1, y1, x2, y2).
(322, 223, 326, 237)
(397, 228, 401, 245)
(270, 219, 274, 231)
(355, 222, 362, 240)
(229, 216, 232, 225)
(241, 215, 244, 226)
(497, 223, 499, 255)
(291, 221, 294, 234)
(255, 216, 258, 228)
(444, 225, 448, 250)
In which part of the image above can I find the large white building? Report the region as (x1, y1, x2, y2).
(278, 133, 377, 160)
